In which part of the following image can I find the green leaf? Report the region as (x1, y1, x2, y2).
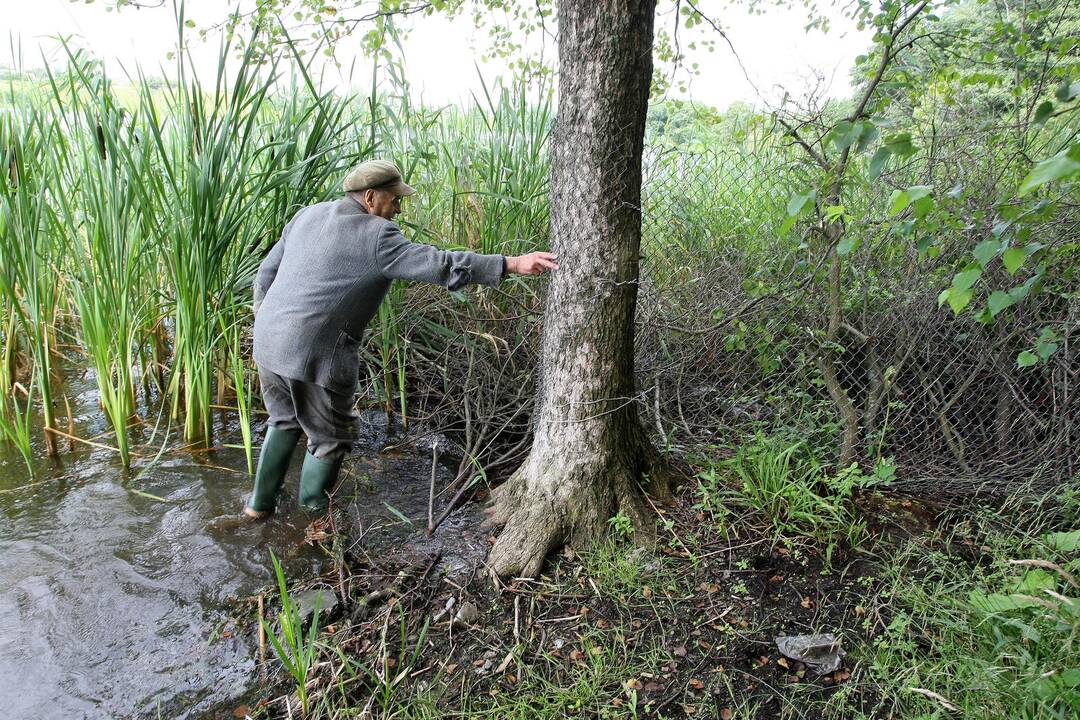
(868, 147, 891, 180)
(826, 121, 862, 151)
(1033, 100, 1054, 125)
(786, 190, 815, 217)
(888, 189, 909, 216)
(1055, 80, 1080, 103)
(947, 287, 974, 315)
(1002, 247, 1025, 274)
(969, 591, 1038, 612)
(1061, 669, 1080, 689)
(1017, 351, 1038, 368)
(891, 186, 933, 218)
(1019, 143, 1080, 195)
(883, 132, 915, 157)
(1036, 328, 1059, 361)
(912, 194, 936, 220)
(907, 186, 932, 202)
(1045, 529, 1080, 552)
(953, 267, 981, 292)
(987, 290, 1014, 317)
(1015, 569, 1055, 593)
(837, 235, 861, 256)
(973, 239, 1001, 266)
(855, 124, 880, 153)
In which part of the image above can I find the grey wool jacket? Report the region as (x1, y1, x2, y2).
(253, 196, 506, 392)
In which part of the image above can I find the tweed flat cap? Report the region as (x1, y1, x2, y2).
(342, 159, 416, 196)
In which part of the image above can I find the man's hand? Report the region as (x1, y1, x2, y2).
(506, 252, 559, 276)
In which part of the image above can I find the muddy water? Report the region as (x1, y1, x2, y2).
(0, 368, 467, 719)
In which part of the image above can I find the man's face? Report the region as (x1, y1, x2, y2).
(364, 188, 402, 220)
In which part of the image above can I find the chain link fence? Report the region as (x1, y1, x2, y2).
(635, 144, 1079, 494)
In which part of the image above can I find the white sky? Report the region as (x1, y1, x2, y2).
(1, 0, 871, 110)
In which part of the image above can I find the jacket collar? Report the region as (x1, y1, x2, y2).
(345, 195, 369, 214)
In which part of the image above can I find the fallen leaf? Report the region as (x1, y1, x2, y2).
(720, 709, 733, 720)
(688, 678, 705, 690)
(595, 618, 610, 629)
(800, 596, 813, 609)
(643, 586, 653, 598)
(233, 706, 250, 719)
(834, 670, 850, 682)
(644, 681, 664, 692)
(569, 650, 585, 662)
(612, 698, 624, 707)
(769, 574, 784, 583)
(854, 605, 865, 616)
(625, 678, 643, 690)
(776, 657, 789, 669)
(673, 645, 687, 657)
(757, 655, 770, 666)
(445, 663, 458, 674)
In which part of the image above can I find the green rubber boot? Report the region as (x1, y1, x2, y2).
(298, 452, 343, 512)
(244, 426, 302, 518)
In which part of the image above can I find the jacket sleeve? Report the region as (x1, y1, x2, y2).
(253, 213, 300, 314)
(376, 223, 505, 290)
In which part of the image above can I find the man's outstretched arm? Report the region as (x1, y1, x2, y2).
(376, 224, 557, 289)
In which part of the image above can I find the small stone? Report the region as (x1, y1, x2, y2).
(295, 588, 337, 625)
(453, 601, 479, 627)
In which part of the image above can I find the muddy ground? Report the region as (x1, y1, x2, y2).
(205, 476, 954, 720)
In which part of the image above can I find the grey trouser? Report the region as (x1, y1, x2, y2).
(258, 365, 358, 461)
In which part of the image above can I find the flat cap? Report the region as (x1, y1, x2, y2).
(342, 159, 416, 196)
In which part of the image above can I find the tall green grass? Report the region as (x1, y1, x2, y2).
(47, 51, 157, 467)
(0, 20, 790, 475)
(0, 105, 67, 459)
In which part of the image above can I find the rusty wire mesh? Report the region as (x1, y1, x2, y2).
(383, 137, 1077, 497)
(635, 144, 1079, 494)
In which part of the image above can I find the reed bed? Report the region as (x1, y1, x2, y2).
(0, 33, 565, 474)
(0, 29, 800, 478)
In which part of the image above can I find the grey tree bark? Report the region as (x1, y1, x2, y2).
(486, 0, 671, 578)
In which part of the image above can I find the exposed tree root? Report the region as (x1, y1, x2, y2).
(485, 434, 677, 579)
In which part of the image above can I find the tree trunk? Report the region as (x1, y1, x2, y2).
(486, 0, 669, 578)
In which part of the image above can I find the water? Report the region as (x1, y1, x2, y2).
(0, 366, 467, 719)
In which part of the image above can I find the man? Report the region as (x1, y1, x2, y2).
(243, 159, 557, 519)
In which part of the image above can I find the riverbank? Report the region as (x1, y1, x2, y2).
(236, 463, 1079, 720)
